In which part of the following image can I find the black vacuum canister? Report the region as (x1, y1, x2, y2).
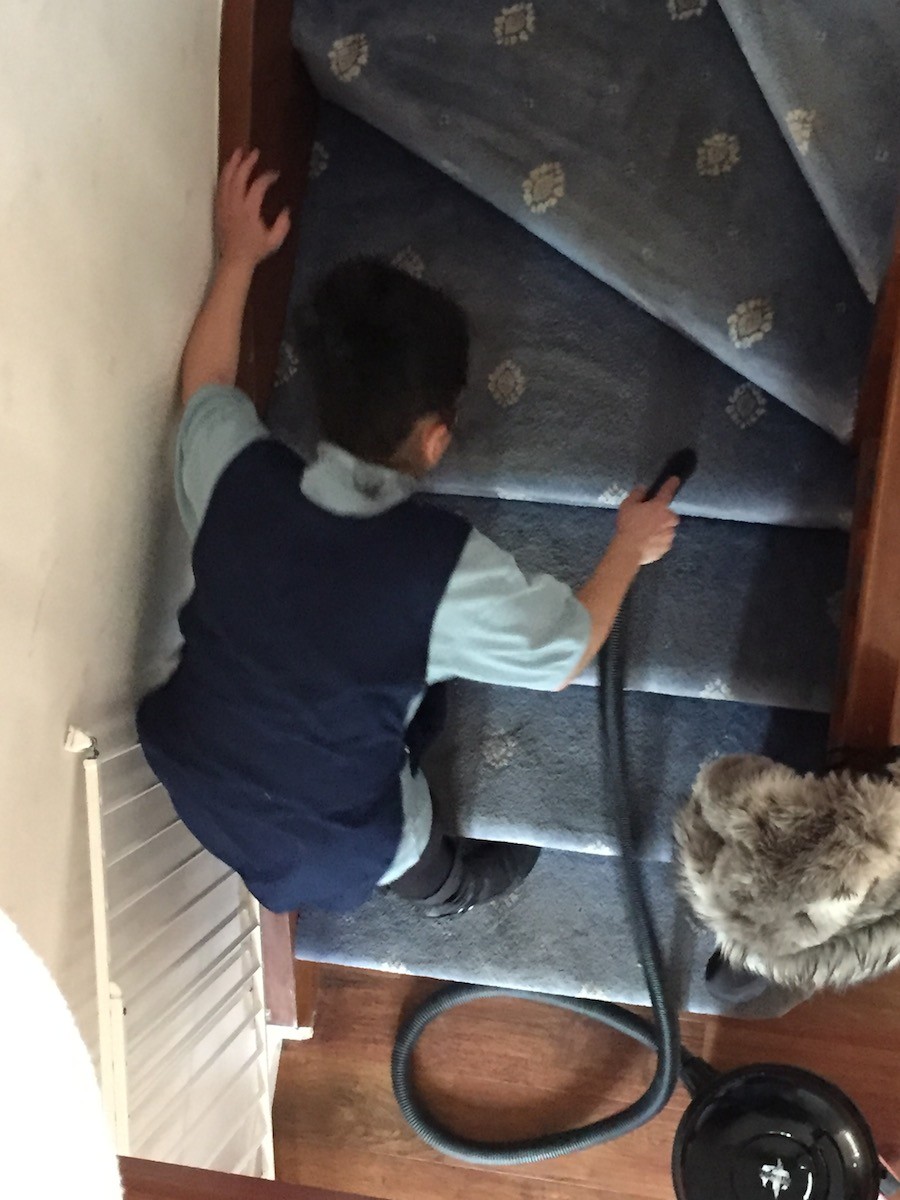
(673, 1064, 883, 1200)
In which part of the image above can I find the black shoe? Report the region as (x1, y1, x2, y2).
(705, 949, 771, 1006)
(420, 841, 541, 919)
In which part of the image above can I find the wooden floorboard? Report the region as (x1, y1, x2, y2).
(273, 963, 900, 1199)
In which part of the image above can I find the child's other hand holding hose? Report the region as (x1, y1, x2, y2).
(561, 476, 681, 687)
(615, 476, 680, 565)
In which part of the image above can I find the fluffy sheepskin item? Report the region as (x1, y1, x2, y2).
(0, 909, 122, 1197)
(675, 754, 900, 990)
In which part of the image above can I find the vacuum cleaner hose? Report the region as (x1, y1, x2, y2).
(391, 608, 696, 1166)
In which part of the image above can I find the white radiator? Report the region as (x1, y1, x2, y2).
(72, 728, 274, 1178)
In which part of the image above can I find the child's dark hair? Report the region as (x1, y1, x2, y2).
(297, 259, 469, 463)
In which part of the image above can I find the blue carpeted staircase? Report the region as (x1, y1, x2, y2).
(269, 1, 899, 1017)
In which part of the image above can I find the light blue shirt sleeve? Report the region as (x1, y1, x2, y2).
(175, 384, 268, 543)
(428, 529, 592, 691)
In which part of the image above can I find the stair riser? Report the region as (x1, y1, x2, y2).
(438, 494, 846, 714)
(430, 681, 829, 860)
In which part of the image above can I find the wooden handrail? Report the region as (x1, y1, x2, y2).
(831, 221, 900, 753)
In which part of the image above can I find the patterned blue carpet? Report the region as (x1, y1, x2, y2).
(269, 104, 855, 529)
(719, 0, 900, 302)
(425, 683, 829, 860)
(290, 0, 875, 437)
(438, 495, 846, 712)
(277, 1, 898, 1017)
(293, 850, 804, 1020)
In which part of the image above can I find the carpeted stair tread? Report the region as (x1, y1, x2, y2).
(720, 0, 900, 301)
(291, 1, 872, 438)
(294, 849, 800, 1019)
(439, 494, 846, 713)
(269, 103, 854, 531)
(426, 682, 829, 861)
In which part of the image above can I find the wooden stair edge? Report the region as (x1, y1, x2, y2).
(261, 910, 320, 1034)
(832, 216, 900, 754)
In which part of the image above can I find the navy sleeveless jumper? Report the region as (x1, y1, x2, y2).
(138, 439, 471, 911)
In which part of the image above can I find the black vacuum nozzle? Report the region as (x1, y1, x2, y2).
(645, 448, 698, 501)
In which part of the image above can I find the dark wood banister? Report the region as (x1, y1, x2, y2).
(831, 222, 900, 755)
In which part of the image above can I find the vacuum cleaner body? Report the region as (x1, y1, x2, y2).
(674, 1064, 884, 1200)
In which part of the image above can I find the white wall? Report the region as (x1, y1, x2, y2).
(0, 0, 222, 1053)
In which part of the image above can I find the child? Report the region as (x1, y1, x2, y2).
(138, 149, 679, 919)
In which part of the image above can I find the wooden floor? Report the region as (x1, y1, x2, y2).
(273, 962, 900, 1200)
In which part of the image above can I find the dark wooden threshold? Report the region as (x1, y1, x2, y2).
(120, 1157, 375, 1200)
(832, 221, 900, 754)
(219, 0, 319, 1034)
